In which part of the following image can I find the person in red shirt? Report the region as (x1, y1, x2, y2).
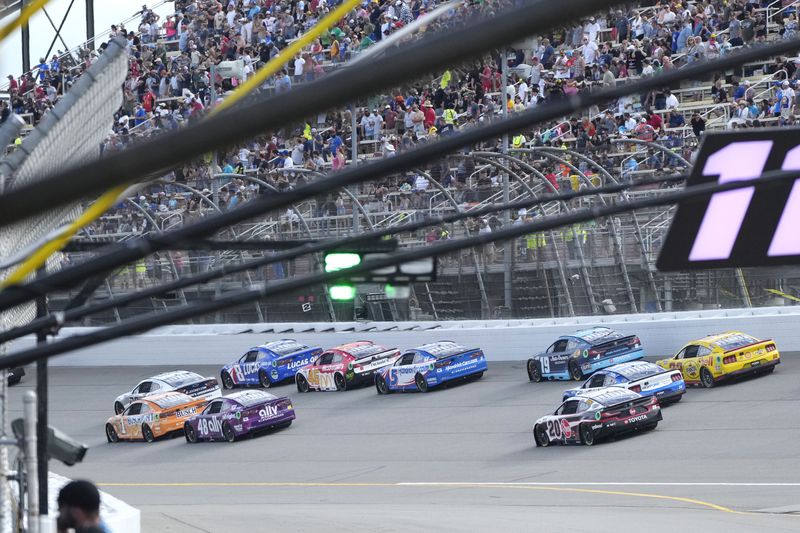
(142, 88, 156, 113)
(6, 75, 18, 93)
(422, 101, 436, 129)
(646, 110, 663, 132)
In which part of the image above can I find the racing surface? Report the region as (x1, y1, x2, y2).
(7, 354, 800, 532)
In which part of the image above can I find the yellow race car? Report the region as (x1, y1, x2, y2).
(656, 331, 780, 388)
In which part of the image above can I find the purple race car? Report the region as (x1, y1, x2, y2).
(183, 390, 294, 443)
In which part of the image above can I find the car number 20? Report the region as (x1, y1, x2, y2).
(546, 419, 572, 440)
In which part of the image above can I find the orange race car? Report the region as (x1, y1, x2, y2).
(105, 391, 208, 443)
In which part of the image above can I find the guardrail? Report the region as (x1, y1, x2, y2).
(14, 306, 800, 366)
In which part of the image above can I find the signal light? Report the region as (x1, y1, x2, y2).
(324, 252, 362, 272)
(329, 284, 356, 300)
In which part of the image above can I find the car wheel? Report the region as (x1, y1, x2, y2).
(105, 424, 119, 443)
(580, 424, 595, 446)
(415, 373, 429, 393)
(764, 366, 776, 374)
(222, 421, 236, 443)
(471, 371, 484, 381)
(296, 374, 310, 393)
(376, 376, 390, 395)
(534, 424, 549, 447)
(142, 424, 155, 443)
(644, 422, 658, 431)
(278, 420, 292, 429)
(569, 361, 583, 381)
(114, 401, 125, 415)
(221, 371, 234, 390)
(334, 373, 347, 391)
(527, 360, 542, 382)
(258, 370, 272, 388)
(700, 367, 715, 388)
(184, 423, 198, 443)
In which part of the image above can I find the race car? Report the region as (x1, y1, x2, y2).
(105, 391, 208, 443)
(113, 370, 220, 414)
(375, 341, 487, 394)
(656, 331, 780, 388)
(7, 367, 25, 386)
(295, 341, 400, 392)
(527, 327, 644, 382)
(184, 390, 294, 443)
(220, 339, 323, 389)
(562, 361, 685, 404)
(533, 387, 662, 447)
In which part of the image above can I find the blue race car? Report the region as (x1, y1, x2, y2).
(561, 361, 685, 404)
(221, 339, 322, 389)
(375, 341, 487, 393)
(527, 327, 644, 382)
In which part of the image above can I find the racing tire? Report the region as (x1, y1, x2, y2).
(334, 373, 347, 391)
(569, 361, 583, 381)
(527, 359, 542, 382)
(258, 370, 272, 389)
(415, 373, 429, 393)
(471, 371, 484, 381)
(644, 422, 658, 431)
(278, 420, 292, 429)
(142, 424, 155, 443)
(699, 367, 715, 388)
(764, 366, 776, 375)
(221, 371, 234, 390)
(184, 423, 198, 443)
(105, 424, 119, 443)
(580, 424, 595, 446)
(375, 376, 390, 395)
(534, 424, 549, 447)
(114, 401, 125, 415)
(296, 374, 310, 393)
(222, 421, 236, 443)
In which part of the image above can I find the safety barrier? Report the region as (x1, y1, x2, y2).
(15, 306, 800, 366)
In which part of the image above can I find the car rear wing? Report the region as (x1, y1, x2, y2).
(353, 348, 399, 361)
(605, 394, 657, 414)
(434, 348, 483, 368)
(242, 397, 292, 419)
(176, 378, 219, 397)
(721, 339, 777, 354)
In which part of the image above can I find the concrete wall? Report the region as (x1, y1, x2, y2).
(13, 306, 800, 366)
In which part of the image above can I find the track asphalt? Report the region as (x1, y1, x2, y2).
(6, 355, 800, 532)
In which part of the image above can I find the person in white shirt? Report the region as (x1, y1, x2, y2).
(293, 55, 306, 81)
(517, 79, 529, 103)
(580, 38, 599, 64)
(584, 16, 601, 42)
(665, 90, 679, 111)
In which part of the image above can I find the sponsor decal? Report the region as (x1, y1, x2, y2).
(594, 411, 601, 421)
(591, 424, 602, 430)
(198, 416, 223, 436)
(287, 358, 311, 370)
(176, 407, 197, 418)
(560, 419, 573, 438)
(625, 414, 648, 424)
(258, 405, 278, 420)
(271, 370, 279, 380)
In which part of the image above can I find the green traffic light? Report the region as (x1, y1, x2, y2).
(329, 284, 356, 300)
(324, 252, 362, 272)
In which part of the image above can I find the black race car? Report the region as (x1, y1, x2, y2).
(533, 386, 661, 446)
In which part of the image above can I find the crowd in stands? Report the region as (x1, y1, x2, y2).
(2, 0, 800, 251)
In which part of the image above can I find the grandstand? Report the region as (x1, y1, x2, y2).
(4, 0, 800, 325)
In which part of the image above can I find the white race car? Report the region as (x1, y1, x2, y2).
(113, 370, 220, 414)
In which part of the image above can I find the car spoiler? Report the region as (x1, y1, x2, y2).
(353, 348, 398, 361)
(721, 339, 775, 354)
(592, 334, 638, 350)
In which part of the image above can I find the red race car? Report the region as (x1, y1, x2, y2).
(295, 341, 400, 392)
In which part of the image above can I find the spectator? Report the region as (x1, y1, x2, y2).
(57, 480, 108, 533)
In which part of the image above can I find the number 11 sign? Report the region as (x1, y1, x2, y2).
(657, 129, 800, 271)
